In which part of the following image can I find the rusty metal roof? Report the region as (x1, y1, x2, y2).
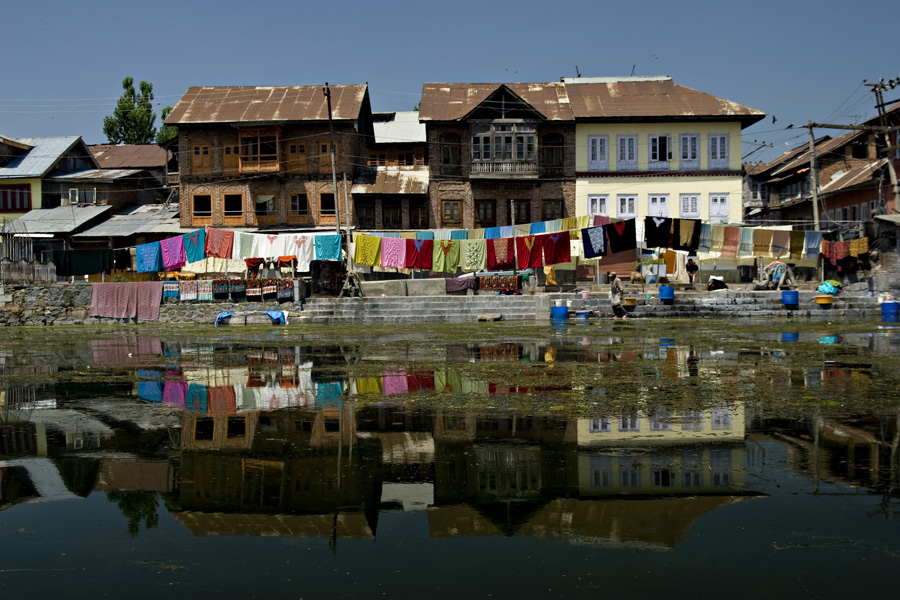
(48, 168, 143, 182)
(165, 85, 369, 125)
(771, 130, 864, 177)
(90, 144, 167, 168)
(820, 159, 887, 196)
(418, 77, 764, 126)
(351, 168, 429, 195)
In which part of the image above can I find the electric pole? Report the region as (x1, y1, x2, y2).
(323, 83, 342, 235)
(807, 123, 821, 231)
(864, 78, 900, 213)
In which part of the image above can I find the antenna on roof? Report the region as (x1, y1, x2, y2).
(631, 65, 636, 76)
(575, 66, 581, 78)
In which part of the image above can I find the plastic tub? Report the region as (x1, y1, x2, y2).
(659, 285, 674, 305)
(782, 290, 799, 309)
(550, 305, 568, 319)
(882, 301, 899, 323)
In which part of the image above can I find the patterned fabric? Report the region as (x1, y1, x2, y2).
(460, 239, 487, 272)
(183, 229, 207, 264)
(478, 275, 519, 290)
(582, 226, 607, 259)
(262, 281, 277, 296)
(163, 280, 179, 298)
(136, 242, 163, 273)
(205, 228, 234, 259)
(160, 236, 186, 271)
(284, 233, 314, 272)
(354, 234, 382, 267)
(315, 234, 342, 261)
(487, 238, 515, 270)
(197, 280, 214, 301)
(179, 280, 198, 301)
(432, 240, 460, 273)
(277, 278, 294, 300)
(606, 219, 637, 254)
(738, 227, 755, 257)
(381, 237, 407, 268)
(541, 231, 571, 265)
(804, 231, 823, 259)
(515, 236, 543, 269)
(257, 234, 285, 259)
(406, 238, 433, 270)
(232, 231, 257, 260)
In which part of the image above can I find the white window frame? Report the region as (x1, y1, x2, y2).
(616, 134, 638, 171)
(709, 193, 729, 222)
(619, 414, 640, 432)
(587, 135, 609, 171)
(588, 194, 609, 218)
(708, 134, 729, 170)
(589, 417, 612, 433)
(617, 194, 637, 219)
(648, 194, 669, 217)
(680, 193, 700, 219)
(649, 134, 673, 170)
(679, 134, 700, 171)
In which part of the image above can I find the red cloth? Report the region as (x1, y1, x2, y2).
(516, 236, 543, 269)
(487, 238, 514, 270)
(277, 256, 297, 268)
(405, 238, 433, 270)
(208, 386, 237, 415)
(540, 231, 571, 265)
(90, 282, 161, 321)
(135, 282, 163, 321)
(721, 227, 740, 258)
(205, 228, 234, 259)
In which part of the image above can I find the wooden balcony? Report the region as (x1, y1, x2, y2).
(470, 161, 538, 176)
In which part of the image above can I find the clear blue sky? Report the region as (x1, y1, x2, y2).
(2, 0, 898, 163)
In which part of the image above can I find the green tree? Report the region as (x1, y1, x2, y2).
(155, 106, 177, 145)
(103, 76, 157, 145)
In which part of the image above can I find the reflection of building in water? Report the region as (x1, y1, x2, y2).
(577, 402, 745, 446)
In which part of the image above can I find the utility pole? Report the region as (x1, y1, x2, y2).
(323, 83, 342, 235)
(864, 78, 900, 213)
(807, 122, 821, 231)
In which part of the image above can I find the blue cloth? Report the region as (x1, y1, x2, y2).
(183, 228, 207, 264)
(316, 381, 344, 405)
(315, 234, 342, 261)
(805, 231, 823, 259)
(214, 311, 234, 326)
(817, 282, 839, 294)
(265, 310, 287, 325)
(186, 383, 208, 413)
(485, 227, 501, 240)
(499, 226, 514, 239)
(450, 230, 467, 240)
(136, 242, 163, 273)
(138, 381, 163, 403)
(415, 231, 434, 240)
(382, 232, 401, 238)
(581, 226, 607, 258)
(530, 221, 546, 235)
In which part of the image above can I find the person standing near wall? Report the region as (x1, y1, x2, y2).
(609, 271, 627, 319)
(686, 258, 699, 284)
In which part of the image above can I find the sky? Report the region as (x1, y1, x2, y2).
(2, 0, 898, 164)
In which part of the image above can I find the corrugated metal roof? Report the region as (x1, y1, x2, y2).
(819, 159, 887, 196)
(0, 136, 81, 178)
(4, 204, 112, 234)
(771, 130, 864, 177)
(373, 111, 426, 144)
(0, 134, 33, 150)
(74, 204, 185, 238)
(48, 168, 143, 181)
(165, 85, 368, 125)
(351, 168, 429, 195)
(418, 78, 765, 126)
(90, 144, 167, 168)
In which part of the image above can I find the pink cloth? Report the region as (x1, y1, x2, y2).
(380, 237, 406, 268)
(721, 227, 740, 258)
(205, 228, 234, 259)
(90, 282, 136, 318)
(163, 381, 187, 408)
(135, 282, 163, 321)
(160, 236, 186, 271)
(382, 373, 409, 395)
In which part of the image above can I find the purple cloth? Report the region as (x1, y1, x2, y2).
(163, 381, 187, 408)
(160, 236, 186, 271)
(136, 282, 163, 321)
(445, 277, 477, 292)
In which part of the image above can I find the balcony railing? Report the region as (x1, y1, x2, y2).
(166, 172, 180, 186)
(471, 161, 538, 175)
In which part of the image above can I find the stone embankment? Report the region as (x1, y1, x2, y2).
(0, 283, 887, 326)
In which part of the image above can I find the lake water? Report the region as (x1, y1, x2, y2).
(2, 320, 899, 599)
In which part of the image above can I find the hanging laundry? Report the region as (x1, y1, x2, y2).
(561, 217, 577, 231)
(753, 228, 773, 256)
(789, 231, 805, 260)
(581, 226, 607, 259)
(315, 234, 342, 261)
(405, 238, 433, 270)
(197, 280, 214, 301)
(354, 234, 382, 267)
(460, 239, 487, 272)
(592, 214, 611, 227)
(644, 216, 672, 248)
(804, 231, 823, 259)
(515, 236, 543, 269)
(160, 236, 186, 271)
(182, 228, 207, 264)
(485, 226, 502, 240)
(721, 227, 740, 258)
(284, 233, 314, 272)
(487, 237, 515, 270)
(606, 219, 637, 254)
(232, 231, 257, 260)
(770, 230, 790, 258)
(499, 225, 514, 238)
(710, 225, 725, 253)
(204, 228, 234, 259)
(545, 219, 563, 233)
(381, 237, 407, 268)
(257, 233, 285, 259)
(698, 223, 712, 254)
(163, 280, 179, 298)
(674, 219, 702, 252)
(530, 221, 546, 235)
(664, 249, 677, 274)
(541, 231, 571, 265)
(51, 249, 115, 277)
(851, 237, 871, 270)
(415, 230, 435, 240)
(136, 241, 163, 273)
(179, 280, 198, 301)
(738, 228, 755, 257)
(432, 239, 460, 273)
(450, 230, 467, 240)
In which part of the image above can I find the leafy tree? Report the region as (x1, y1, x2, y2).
(155, 106, 177, 145)
(103, 76, 157, 145)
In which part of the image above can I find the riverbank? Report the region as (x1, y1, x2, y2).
(0, 282, 888, 326)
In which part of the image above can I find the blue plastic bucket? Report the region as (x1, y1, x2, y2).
(781, 332, 800, 342)
(782, 290, 799, 309)
(576, 310, 591, 320)
(659, 285, 674, 305)
(550, 305, 568, 319)
(882, 301, 899, 323)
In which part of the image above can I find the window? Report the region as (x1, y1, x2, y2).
(589, 417, 612, 433)
(619, 413, 640, 432)
(1, 185, 32, 212)
(320, 193, 336, 216)
(860, 201, 870, 221)
(648, 194, 668, 217)
(709, 193, 729, 221)
(680, 194, 700, 219)
(679, 134, 699, 170)
(192, 194, 212, 217)
(290, 193, 308, 216)
(711, 408, 732, 430)
(410, 200, 428, 229)
(542, 133, 564, 172)
(255, 194, 276, 216)
(383, 199, 402, 229)
(397, 151, 416, 166)
(709, 134, 729, 169)
(441, 135, 461, 175)
(368, 152, 386, 166)
(617, 135, 637, 171)
(442, 200, 461, 225)
(68, 188, 105, 205)
(750, 182, 768, 202)
(587, 135, 609, 171)
(649, 135, 673, 170)
(192, 145, 211, 172)
(681, 410, 703, 431)
(590, 456, 612, 488)
(356, 199, 375, 229)
(226, 417, 246, 438)
(588, 194, 608, 218)
(617, 194, 636, 218)
(223, 194, 243, 219)
(513, 199, 531, 224)
(223, 144, 240, 172)
(476, 199, 496, 227)
(649, 407, 672, 431)
(240, 133, 278, 167)
(472, 123, 536, 173)
(542, 200, 563, 221)
(194, 418, 214, 441)
(287, 143, 306, 173)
